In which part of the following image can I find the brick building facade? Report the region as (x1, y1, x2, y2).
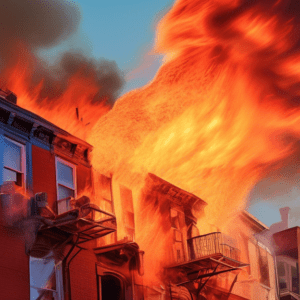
(0, 91, 280, 300)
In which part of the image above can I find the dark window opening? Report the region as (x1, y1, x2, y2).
(279, 279, 287, 290)
(12, 116, 33, 134)
(33, 126, 55, 145)
(100, 275, 123, 300)
(0, 108, 10, 124)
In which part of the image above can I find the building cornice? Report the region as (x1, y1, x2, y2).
(0, 96, 93, 166)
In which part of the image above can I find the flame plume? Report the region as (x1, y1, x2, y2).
(0, 0, 124, 139)
(6, 0, 300, 286)
(90, 0, 300, 232)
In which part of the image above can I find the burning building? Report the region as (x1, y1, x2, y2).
(2, 0, 300, 298)
(0, 90, 280, 300)
(0, 91, 142, 300)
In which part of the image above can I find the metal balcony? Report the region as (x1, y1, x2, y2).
(165, 232, 247, 291)
(187, 232, 241, 262)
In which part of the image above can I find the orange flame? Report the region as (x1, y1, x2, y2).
(2, 57, 110, 140)
(88, 0, 300, 284)
(5, 0, 300, 287)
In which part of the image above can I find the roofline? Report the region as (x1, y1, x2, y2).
(147, 173, 207, 207)
(242, 210, 269, 231)
(0, 96, 92, 149)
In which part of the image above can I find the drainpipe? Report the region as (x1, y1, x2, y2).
(63, 234, 80, 300)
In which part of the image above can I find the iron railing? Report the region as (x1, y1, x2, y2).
(187, 232, 241, 261)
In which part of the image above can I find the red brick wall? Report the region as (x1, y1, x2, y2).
(0, 227, 29, 300)
(32, 145, 57, 212)
(32, 146, 92, 212)
(68, 249, 98, 300)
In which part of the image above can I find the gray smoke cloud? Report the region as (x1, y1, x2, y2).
(0, 0, 124, 105)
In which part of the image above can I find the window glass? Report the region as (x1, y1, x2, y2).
(57, 161, 74, 189)
(30, 255, 57, 300)
(279, 278, 287, 290)
(4, 138, 21, 171)
(2, 168, 17, 182)
(277, 262, 285, 276)
(58, 184, 74, 200)
(57, 185, 74, 214)
(56, 158, 76, 214)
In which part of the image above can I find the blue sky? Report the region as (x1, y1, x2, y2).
(71, 0, 173, 94)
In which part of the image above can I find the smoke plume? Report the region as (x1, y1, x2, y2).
(0, 0, 124, 106)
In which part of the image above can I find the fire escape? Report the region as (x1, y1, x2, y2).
(166, 231, 248, 297)
(0, 183, 117, 258)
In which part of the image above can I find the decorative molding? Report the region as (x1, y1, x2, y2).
(0, 97, 92, 166)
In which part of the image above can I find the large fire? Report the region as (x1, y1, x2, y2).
(4, 0, 300, 287)
(4, 60, 110, 141)
(90, 0, 300, 231)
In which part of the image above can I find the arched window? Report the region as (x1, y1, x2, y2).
(99, 274, 123, 300)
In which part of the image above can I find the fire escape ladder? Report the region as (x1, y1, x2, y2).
(195, 261, 220, 296)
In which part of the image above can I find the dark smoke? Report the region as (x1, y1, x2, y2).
(32, 52, 124, 105)
(0, 0, 124, 105)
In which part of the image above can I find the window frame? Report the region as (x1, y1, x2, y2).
(170, 208, 186, 263)
(3, 136, 26, 188)
(257, 245, 271, 288)
(96, 267, 125, 300)
(29, 255, 64, 300)
(119, 184, 135, 241)
(55, 156, 77, 214)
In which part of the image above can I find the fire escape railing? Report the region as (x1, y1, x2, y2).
(187, 232, 241, 261)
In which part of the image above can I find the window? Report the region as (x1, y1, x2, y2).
(258, 246, 270, 287)
(97, 173, 114, 214)
(170, 209, 185, 263)
(30, 254, 63, 300)
(56, 157, 76, 214)
(98, 274, 124, 300)
(94, 173, 116, 245)
(119, 185, 135, 241)
(2, 137, 25, 187)
(277, 261, 287, 290)
(187, 224, 200, 260)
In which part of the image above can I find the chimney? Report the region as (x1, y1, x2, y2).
(279, 207, 290, 229)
